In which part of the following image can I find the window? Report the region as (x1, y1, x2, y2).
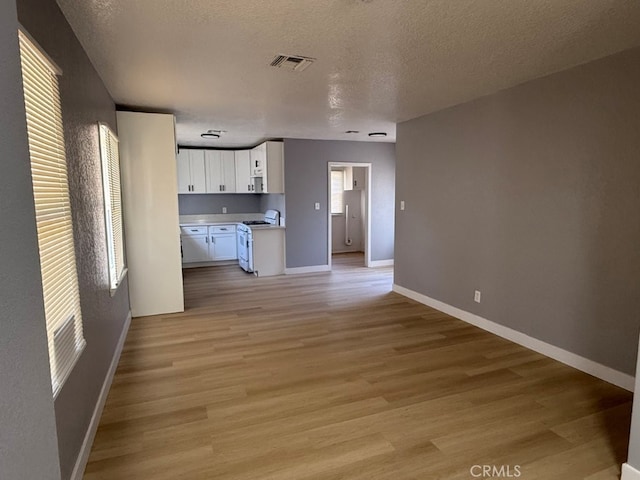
(19, 30, 86, 398)
(331, 169, 344, 214)
(99, 124, 126, 292)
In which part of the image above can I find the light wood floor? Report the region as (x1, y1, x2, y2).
(85, 253, 632, 479)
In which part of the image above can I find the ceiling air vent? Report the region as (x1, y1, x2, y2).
(270, 54, 315, 72)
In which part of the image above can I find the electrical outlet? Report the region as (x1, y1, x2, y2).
(222, 207, 227, 214)
(314, 202, 320, 210)
(400, 200, 405, 211)
(474, 290, 481, 303)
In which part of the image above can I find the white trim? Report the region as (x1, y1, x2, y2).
(285, 265, 331, 275)
(70, 312, 132, 480)
(622, 463, 640, 480)
(392, 284, 634, 392)
(369, 259, 394, 267)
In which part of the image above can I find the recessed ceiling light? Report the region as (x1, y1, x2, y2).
(368, 132, 387, 137)
(345, 130, 359, 134)
(201, 130, 220, 139)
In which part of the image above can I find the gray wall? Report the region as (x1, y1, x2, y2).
(17, 0, 131, 478)
(284, 139, 395, 268)
(395, 47, 640, 375)
(179, 193, 261, 215)
(260, 194, 286, 219)
(0, 1, 62, 478)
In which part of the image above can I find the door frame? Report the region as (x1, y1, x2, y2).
(327, 162, 372, 269)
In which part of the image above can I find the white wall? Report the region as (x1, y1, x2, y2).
(332, 189, 364, 253)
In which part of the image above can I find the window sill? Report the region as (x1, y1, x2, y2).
(109, 267, 128, 297)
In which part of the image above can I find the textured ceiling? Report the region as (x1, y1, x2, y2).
(56, 0, 640, 147)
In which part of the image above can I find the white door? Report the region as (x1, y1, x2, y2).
(235, 150, 252, 193)
(176, 150, 192, 193)
(189, 150, 206, 193)
(181, 235, 209, 263)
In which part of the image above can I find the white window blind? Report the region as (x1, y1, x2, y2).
(331, 170, 345, 214)
(99, 124, 125, 291)
(19, 30, 86, 398)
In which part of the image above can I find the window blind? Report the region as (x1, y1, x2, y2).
(331, 170, 345, 214)
(99, 124, 125, 291)
(19, 30, 86, 398)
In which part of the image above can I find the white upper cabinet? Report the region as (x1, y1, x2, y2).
(205, 150, 236, 193)
(177, 149, 206, 194)
(176, 143, 283, 195)
(344, 166, 366, 191)
(250, 141, 284, 194)
(235, 150, 254, 193)
(265, 142, 284, 194)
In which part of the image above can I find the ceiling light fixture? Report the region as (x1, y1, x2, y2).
(345, 130, 360, 134)
(201, 130, 220, 139)
(368, 132, 387, 137)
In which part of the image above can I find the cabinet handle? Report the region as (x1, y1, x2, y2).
(247, 185, 250, 192)
(211, 236, 215, 244)
(205, 236, 208, 243)
(219, 185, 222, 192)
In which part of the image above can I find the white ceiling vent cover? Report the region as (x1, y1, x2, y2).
(270, 54, 315, 72)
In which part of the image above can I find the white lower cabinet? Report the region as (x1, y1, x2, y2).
(209, 225, 237, 260)
(181, 225, 237, 264)
(181, 235, 210, 263)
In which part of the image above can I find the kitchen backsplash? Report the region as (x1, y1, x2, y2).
(178, 193, 261, 215)
(179, 213, 265, 224)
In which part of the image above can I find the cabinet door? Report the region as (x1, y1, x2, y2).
(189, 150, 206, 193)
(211, 234, 237, 260)
(235, 150, 253, 193)
(181, 235, 209, 263)
(176, 150, 192, 193)
(265, 141, 284, 194)
(204, 150, 223, 193)
(250, 143, 266, 177)
(352, 167, 366, 190)
(221, 151, 236, 193)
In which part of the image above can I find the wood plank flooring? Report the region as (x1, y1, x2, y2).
(84, 253, 632, 479)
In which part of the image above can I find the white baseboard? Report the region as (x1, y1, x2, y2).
(622, 463, 640, 480)
(285, 265, 331, 275)
(70, 311, 132, 480)
(368, 259, 394, 267)
(392, 284, 634, 392)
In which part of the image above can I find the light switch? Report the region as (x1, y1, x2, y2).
(222, 207, 227, 214)
(314, 202, 320, 210)
(400, 200, 405, 211)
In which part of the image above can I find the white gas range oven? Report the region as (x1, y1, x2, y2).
(236, 210, 284, 276)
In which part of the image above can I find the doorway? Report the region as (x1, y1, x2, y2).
(327, 162, 372, 269)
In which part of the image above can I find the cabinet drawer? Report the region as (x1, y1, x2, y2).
(209, 225, 236, 234)
(181, 226, 208, 235)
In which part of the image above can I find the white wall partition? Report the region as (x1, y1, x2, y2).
(116, 111, 184, 317)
